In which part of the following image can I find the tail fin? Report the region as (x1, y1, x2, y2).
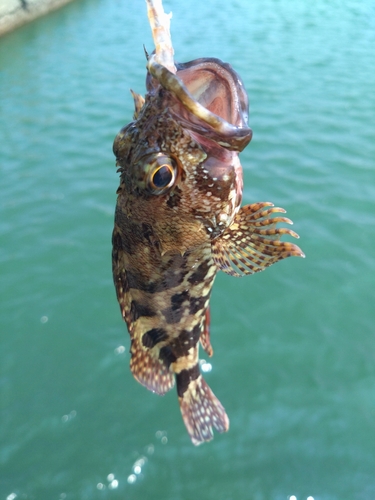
(177, 370, 229, 445)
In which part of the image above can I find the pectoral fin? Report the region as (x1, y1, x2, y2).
(212, 202, 305, 277)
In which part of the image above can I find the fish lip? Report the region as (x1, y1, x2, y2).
(175, 57, 250, 125)
(146, 54, 253, 152)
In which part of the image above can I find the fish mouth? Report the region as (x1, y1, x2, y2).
(147, 55, 253, 152)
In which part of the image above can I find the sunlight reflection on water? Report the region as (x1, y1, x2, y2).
(288, 496, 315, 500)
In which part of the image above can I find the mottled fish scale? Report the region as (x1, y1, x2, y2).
(113, 220, 227, 438)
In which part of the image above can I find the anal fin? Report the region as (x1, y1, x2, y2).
(212, 202, 305, 277)
(200, 307, 213, 357)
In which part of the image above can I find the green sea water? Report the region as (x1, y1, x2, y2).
(1, 0, 375, 498)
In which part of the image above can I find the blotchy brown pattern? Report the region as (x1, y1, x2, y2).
(112, 1, 304, 445)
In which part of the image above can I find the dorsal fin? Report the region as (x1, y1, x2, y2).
(130, 337, 175, 395)
(130, 89, 145, 119)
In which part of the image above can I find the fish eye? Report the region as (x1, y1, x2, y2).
(148, 155, 177, 194)
(152, 164, 174, 188)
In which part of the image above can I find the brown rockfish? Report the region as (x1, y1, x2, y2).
(112, 0, 304, 445)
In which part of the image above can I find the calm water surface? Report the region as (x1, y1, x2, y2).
(1, 0, 375, 499)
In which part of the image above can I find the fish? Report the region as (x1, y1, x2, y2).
(111, 0, 304, 445)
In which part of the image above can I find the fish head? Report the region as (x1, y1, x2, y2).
(113, 57, 253, 254)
